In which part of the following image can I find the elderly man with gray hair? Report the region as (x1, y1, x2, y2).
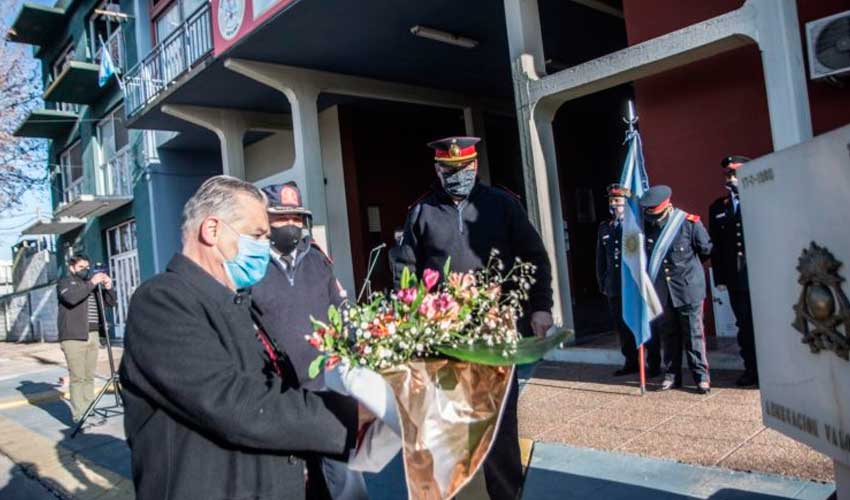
(119, 175, 372, 500)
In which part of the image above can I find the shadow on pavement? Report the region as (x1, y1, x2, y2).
(14, 380, 73, 427)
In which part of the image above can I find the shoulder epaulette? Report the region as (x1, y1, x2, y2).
(496, 184, 522, 202)
(686, 213, 701, 223)
(310, 241, 333, 264)
(407, 190, 433, 211)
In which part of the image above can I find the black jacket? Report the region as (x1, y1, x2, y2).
(645, 212, 713, 308)
(392, 182, 553, 315)
(56, 275, 116, 341)
(119, 254, 357, 500)
(252, 238, 345, 391)
(596, 219, 622, 298)
(708, 195, 749, 290)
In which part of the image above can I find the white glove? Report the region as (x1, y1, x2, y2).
(325, 364, 401, 436)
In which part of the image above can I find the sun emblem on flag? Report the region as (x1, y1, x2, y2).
(625, 233, 640, 256)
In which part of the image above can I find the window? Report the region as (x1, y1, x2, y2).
(96, 105, 131, 196)
(90, 0, 125, 70)
(153, 0, 206, 42)
(60, 141, 84, 203)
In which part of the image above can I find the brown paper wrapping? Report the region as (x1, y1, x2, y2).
(382, 359, 513, 500)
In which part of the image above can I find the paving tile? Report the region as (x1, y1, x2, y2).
(619, 433, 740, 466)
(706, 387, 762, 406)
(536, 423, 637, 450)
(679, 401, 763, 422)
(579, 407, 672, 431)
(749, 427, 814, 450)
(518, 401, 596, 440)
(717, 442, 834, 482)
(663, 415, 764, 442)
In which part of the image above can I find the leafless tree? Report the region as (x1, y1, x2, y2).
(0, 0, 49, 214)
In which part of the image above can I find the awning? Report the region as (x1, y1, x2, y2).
(21, 218, 84, 236)
(6, 3, 67, 46)
(14, 109, 78, 140)
(54, 195, 132, 219)
(44, 61, 108, 105)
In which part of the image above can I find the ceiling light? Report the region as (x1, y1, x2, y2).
(410, 25, 478, 49)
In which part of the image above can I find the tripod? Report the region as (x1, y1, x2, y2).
(71, 283, 123, 438)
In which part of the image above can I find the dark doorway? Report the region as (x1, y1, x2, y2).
(553, 84, 635, 340)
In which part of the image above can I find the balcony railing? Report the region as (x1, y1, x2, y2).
(62, 177, 85, 204)
(125, 2, 212, 116)
(99, 147, 134, 198)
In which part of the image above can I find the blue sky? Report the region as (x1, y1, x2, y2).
(0, 0, 55, 261)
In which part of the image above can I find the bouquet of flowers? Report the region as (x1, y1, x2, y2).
(308, 252, 568, 499)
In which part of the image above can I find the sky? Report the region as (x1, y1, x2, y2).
(0, 0, 56, 261)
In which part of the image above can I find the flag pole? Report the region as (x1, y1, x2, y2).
(625, 99, 647, 396)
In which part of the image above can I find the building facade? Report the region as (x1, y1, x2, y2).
(9, 0, 850, 348)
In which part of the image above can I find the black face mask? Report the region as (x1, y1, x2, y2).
(439, 168, 477, 198)
(644, 211, 667, 227)
(75, 267, 92, 280)
(270, 225, 302, 255)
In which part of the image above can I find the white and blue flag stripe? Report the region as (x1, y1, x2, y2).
(619, 131, 662, 347)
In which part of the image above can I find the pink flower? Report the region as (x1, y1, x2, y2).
(325, 355, 341, 370)
(423, 269, 440, 292)
(397, 287, 417, 304)
(419, 294, 438, 319)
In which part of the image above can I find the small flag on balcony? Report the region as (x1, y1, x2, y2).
(98, 37, 123, 90)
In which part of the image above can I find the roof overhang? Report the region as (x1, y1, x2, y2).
(14, 109, 78, 140)
(21, 218, 84, 236)
(6, 3, 68, 46)
(44, 61, 109, 104)
(55, 195, 133, 219)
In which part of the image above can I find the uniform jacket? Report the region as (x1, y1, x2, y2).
(119, 254, 357, 500)
(596, 219, 622, 297)
(392, 182, 553, 315)
(56, 275, 116, 341)
(252, 237, 345, 391)
(709, 195, 748, 290)
(645, 212, 713, 308)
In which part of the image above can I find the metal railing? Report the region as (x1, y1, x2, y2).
(62, 177, 85, 204)
(124, 2, 212, 116)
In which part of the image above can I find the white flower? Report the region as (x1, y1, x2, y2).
(379, 347, 392, 359)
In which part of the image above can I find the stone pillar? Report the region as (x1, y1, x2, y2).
(160, 104, 247, 179)
(753, 0, 813, 150)
(463, 106, 491, 184)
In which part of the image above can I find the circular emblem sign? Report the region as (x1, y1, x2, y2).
(217, 0, 245, 41)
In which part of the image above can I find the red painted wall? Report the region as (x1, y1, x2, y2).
(624, 0, 850, 219)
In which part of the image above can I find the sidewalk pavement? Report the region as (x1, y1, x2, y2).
(0, 343, 837, 499)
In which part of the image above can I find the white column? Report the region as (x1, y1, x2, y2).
(753, 0, 813, 150)
(505, 0, 574, 331)
(161, 104, 247, 179)
(463, 107, 491, 184)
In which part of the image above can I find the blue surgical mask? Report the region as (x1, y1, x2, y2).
(220, 222, 270, 290)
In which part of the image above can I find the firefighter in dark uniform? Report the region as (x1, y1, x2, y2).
(392, 136, 553, 500)
(596, 185, 633, 374)
(709, 155, 757, 387)
(640, 185, 713, 394)
(251, 182, 365, 500)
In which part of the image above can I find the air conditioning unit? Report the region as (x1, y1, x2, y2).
(805, 10, 850, 80)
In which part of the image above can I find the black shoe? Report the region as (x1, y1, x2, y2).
(736, 372, 759, 387)
(614, 365, 639, 376)
(697, 381, 711, 394)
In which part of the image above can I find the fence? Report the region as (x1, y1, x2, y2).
(0, 283, 59, 342)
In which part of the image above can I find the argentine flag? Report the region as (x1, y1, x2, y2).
(619, 130, 662, 346)
(98, 39, 116, 88)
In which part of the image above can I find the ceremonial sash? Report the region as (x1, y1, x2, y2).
(648, 208, 686, 281)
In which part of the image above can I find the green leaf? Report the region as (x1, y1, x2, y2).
(308, 355, 326, 379)
(401, 266, 411, 289)
(435, 329, 571, 366)
(328, 306, 342, 331)
(310, 316, 328, 331)
(410, 281, 427, 314)
(442, 257, 452, 280)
